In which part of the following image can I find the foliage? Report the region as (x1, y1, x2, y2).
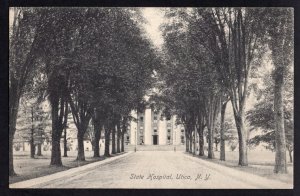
(246, 69, 294, 151)
(19, 8, 161, 161)
(15, 98, 51, 145)
(214, 119, 238, 147)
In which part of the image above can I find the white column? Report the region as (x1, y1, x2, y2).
(172, 115, 179, 145)
(130, 110, 137, 145)
(159, 116, 166, 145)
(144, 108, 152, 145)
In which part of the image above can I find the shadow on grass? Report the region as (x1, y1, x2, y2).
(10, 152, 126, 184)
(184, 152, 293, 184)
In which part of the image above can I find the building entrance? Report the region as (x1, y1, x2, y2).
(153, 135, 158, 145)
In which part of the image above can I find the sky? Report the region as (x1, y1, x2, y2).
(141, 8, 165, 49)
(9, 8, 15, 27)
(10, 8, 165, 48)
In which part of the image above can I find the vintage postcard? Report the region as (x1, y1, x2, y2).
(9, 7, 294, 189)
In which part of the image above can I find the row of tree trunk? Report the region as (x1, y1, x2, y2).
(184, 97, 229, 161)
(49, 105, 128, 165)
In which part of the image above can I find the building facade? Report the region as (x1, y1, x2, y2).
(128, 108, 185, 145)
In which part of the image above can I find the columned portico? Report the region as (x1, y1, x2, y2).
(129, 108, 185, 146)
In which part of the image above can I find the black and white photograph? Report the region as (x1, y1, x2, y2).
(8, 7, 294, 189)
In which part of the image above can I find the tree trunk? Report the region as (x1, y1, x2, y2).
(9, 133, 16, 176)
(50, 95, 65, 166)
(288, 149, 293, 163)
(30, 106, 35, 158)
(69, 106, 90, 161)
(94, 119, 102, 157)
(185, 130, 189, 152)
(235, 114, 248, 166)
(37, 143, 42, 156)
(207, 97, 220, 159)
(215, 142, 218, 152)
(50, 134, 62, 166)
(50, 99, 64, 165)
(117, 123, 121, 153)
(273, 66, 287, 173)
(93, 125, 101, 158)
(30, 130, 35, 158)
(63, 128, 68, 157)
(93, 138, 100, 158)
(111, 125, 116, 154)
(77, 131, 85, 161)
(8, 106, 19, 171)
(121, 118, 127, 152)
(207, 105, 215, 159)
(198, 126, 204, 156)
(104, 125, 110, 157)
(189, 131, 192, 153)
(22, 142, 25, 151)
(220, 102, 227, 161)
(207, 124, 214, 159)
(121, 132, 125, 152)
(93, 110, 102, 157)
(193, 130, 196, 155)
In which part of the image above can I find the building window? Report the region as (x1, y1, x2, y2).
(181, 136, 185, 143)
(167, 129, 171, 133)
(181, 129, 184, 133)
(154, 116, 157, 120)
(154, 129, 157, 132)
(167, 136, 171, 141)
(166, 116, 171, 121)
(140, 116, 144, 122)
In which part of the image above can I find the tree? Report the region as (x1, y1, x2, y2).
(159, 8, 224, 158)
(91, 108, 104, 157)
(214, 113, 238, 159)
(82, 8, 159, 157)
(9, 7, 46, 175)
(11, 7, 160, 167)
(219, 99, 229, 160)
(67, 76, 94, 161)
(196, 114, 206, 156)
(191, 8, 268, 166)
(116, 121, 121, 153)
(247, 68, 294, 165)
(62, 115, 73, 157)
(37, 8, 82, 166)
(265, 8, 293, 173)
(15, 98, 51, 158)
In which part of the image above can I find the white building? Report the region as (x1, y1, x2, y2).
(127, 107, 185, 146)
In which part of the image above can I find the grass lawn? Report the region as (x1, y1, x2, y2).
(10, 147, 293, 186)
(10, 149, 125, 184)
(191, 150, 293, 185)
